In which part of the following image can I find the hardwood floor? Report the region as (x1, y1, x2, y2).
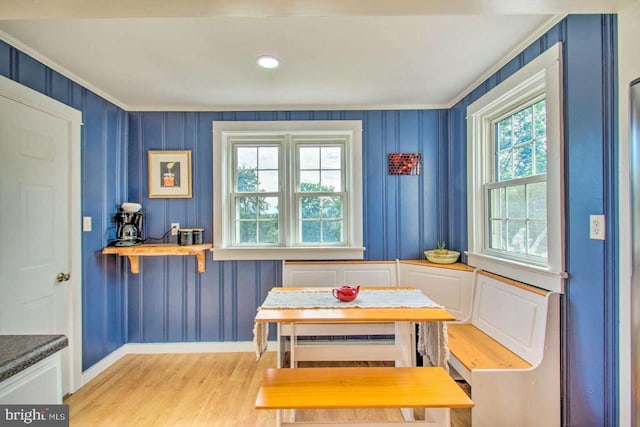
(65, 352, 471, 426)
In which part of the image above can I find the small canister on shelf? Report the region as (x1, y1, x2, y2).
(177, 229, 193, 246)
(192, 228, 204, 245)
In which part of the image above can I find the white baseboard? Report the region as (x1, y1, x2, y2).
(80, 346, 128, 387)
(80, 341, 277, 388)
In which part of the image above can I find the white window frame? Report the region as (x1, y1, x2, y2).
(466, 42, 566, 293)
(293, 137, 348, 247)
(212, 120, 364, 261)
(229, 137, 284, 247)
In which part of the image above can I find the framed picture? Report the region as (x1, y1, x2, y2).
(148, 150, 192, 198)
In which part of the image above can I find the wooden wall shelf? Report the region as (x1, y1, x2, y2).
(102, 243, 212, 274)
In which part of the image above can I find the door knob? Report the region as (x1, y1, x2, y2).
(56, 273, 71, 283)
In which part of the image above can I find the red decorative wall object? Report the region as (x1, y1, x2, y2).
(388, 153, 421, 175)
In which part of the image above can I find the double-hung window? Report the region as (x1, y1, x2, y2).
(488, 97, 547, 262)
(213, 121, 363, 260)
(467, 43, 565, 292)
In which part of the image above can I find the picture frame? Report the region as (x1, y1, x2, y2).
(148, 150, 192, 198)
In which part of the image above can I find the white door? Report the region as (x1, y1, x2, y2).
(0, 77, 82, 395)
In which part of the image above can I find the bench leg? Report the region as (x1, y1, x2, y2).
(277, 323, 285, 368)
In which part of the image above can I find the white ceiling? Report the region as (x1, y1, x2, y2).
(0, 0, 628, 110)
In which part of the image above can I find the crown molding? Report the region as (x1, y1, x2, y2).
(0, 29, 128, 110)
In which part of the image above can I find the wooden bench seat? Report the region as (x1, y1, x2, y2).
(447, 324, 531, 371)
(256, 367, 473, 426)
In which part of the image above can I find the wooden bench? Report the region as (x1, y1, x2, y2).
(444, 271, 560, 427)
(255, 366, 474, 426)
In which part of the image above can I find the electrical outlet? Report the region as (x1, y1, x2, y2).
(171, 222, 180, 236)
(589, 215, 605, 240)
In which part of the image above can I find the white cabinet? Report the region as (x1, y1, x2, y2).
(0, 353, 62, 404)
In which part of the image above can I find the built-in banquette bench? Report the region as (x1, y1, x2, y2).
(282, 260, 560, 427)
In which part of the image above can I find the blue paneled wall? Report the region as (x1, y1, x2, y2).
(448, 15, 618, 427)
(126, 110, 448, 342)
(0, 41, 129, 370)
(0, 13, 618, 426)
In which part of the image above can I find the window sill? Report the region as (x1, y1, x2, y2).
(465, 252, 566, 293)
(211, 246, 366, 261)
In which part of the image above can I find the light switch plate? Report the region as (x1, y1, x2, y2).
(82, 216, 92, 232)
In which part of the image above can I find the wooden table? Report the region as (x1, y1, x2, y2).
(255, 286, 455, 324)
(255, 287, 455, 423)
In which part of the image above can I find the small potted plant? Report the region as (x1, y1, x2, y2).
(424, 241, 460, 264)
(434, 240, 448, 255)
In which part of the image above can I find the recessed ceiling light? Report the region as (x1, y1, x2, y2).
(257, 55, 279, 69)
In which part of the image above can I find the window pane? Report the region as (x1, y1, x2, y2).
(497, 118, 513, 150)
(300, 147, 320, 169)
(258, 170, 279, 192)
(258, 197, 279, 219)
(489, 187, 506, 219)
(535, 138, 547, 174)
(237, 169, 258, 192)
(528, 220, 547, 258)
(533, 100, 546, 139)
(301, 197, 321, 219)
(321, 196, 342, 219)
(321, 147, 341, 169)
(301, 221, 320, 242)
(527, 182, 546, 219)
(236, 197, 257, 219)
(237, 147, 257, 169)
(258, 221, 279, 243)
(236, 197, 280, 244)
(513, 143, 533, 178)
(497, 151, 513, 181)
(507, 220, 527, 254)
(489, 219, 506, 251)
(322, 220, 342, 242)
(506, 185, 526, 218)
(321, 171, 341, 192)
(238, 221, 257, 243)
(258, 146, 278, 169)
(513, 106, 533, 145)
(300, 171, 320, 191)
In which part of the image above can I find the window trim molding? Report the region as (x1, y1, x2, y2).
(212, 120, 364, 261)
(466, 42, 566, 293)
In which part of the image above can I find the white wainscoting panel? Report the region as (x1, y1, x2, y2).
(283, 261, 397, 287)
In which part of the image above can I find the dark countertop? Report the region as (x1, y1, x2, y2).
(0, 335, 68, 382)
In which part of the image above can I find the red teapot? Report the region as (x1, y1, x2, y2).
(332, 285, 360, 302)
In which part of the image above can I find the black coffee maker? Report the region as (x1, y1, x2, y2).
(114, 203, 144, 246)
